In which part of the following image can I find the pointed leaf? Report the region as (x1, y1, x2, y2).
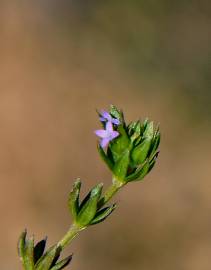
(97, 144, 114, 170)
(91, 204, 116, 225)
(127, 121, 138, 136)
(35, 246, 58, 270)
(76, 183, 103, 226)
(112, 150, 130, 182)
(131, 138, 152, 165)
(68, 179, 81, 220)
(78, 182, 97, 213)
(23, 236, 35, 270)
(50, 246, 62, 268)
(130, 121, 141, 141)
(142, 119, 149, 131)
(110, 125, 130, 162)
(148, 131, 160, 159)
(34, 238, 47, 264)
(148, 158, 156, 173)
(109, 105, 123, 121)
(50, 255, 73, 270)
(107, 146, 115, 164)
(18, 230, 27, 259)
(126, 160, 150, 182)
(148, 152, 159, 173)
(143, 121, 154, 138)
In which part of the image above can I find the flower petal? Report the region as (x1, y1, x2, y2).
(99, 117, 106, 122)
(100, 110, 111, 121)
(110, 131, 119, 139)
(112, 118, 120, 125)
(95, 129, 108, 138)
(105, 122, 113, 132)
(100, 138, 110, 148)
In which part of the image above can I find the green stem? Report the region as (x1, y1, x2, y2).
(57, 177, 124, 250)
(98, 177, 124, 208)
(57, 223, 85, 249)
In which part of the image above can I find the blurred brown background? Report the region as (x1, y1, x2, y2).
(0, 1, 211, 269)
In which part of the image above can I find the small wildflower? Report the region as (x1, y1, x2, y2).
(95, 122, 119, 148)
(96, 105, 160, 183)
(99, 110, 120, 126)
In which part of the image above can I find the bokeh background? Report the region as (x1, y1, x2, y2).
(0, 1, 211, 269)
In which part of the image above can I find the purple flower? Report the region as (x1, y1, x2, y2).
(99, 110, 120, 126)
(95, 122, 119, 148)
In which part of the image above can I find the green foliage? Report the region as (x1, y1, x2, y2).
(18, 231, 72, 270)
(68, 180, 116, 227)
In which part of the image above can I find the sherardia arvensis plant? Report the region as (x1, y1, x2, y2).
(18, 105, 160, 270)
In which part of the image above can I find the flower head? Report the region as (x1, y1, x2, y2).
(96, 105, 160, 183)
(95, 122, 119, 148)
(99, 110, 120, 126)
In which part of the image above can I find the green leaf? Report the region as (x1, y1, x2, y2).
(68, 179, 81, 220)
(35, 246, 59, 270)
(23, 236, 35, 270)
(148, 152, 159, 172)
(18, 230, 27, 259)
(129, 152, 159, 182)
(50, 246, 62, 268)
(143, 121, 154, 138)
(127, 121, 135, 135)
(77, 184, 95, 213)
(110, 125, 130, 162)
(18, 231, 35, 270)
(112, 150, 130, 182)
(50, 255, 73, 270)
(97, 144, 114, 170)
(148, 158, 156, 173)
(126, 160, 150, 182)
(76, 183, 103, 227)
(109, 105, 123, 121)
(148, 130, 160, 159)
(34, 238, 47, 264)
(127, 121, 138, 135)
(107, 146, 115, 164)
(142, 119, 149, 131)
(129, 121, 141, 140)
(91, 204, 116, 225)
(131, 138, 152, 165)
